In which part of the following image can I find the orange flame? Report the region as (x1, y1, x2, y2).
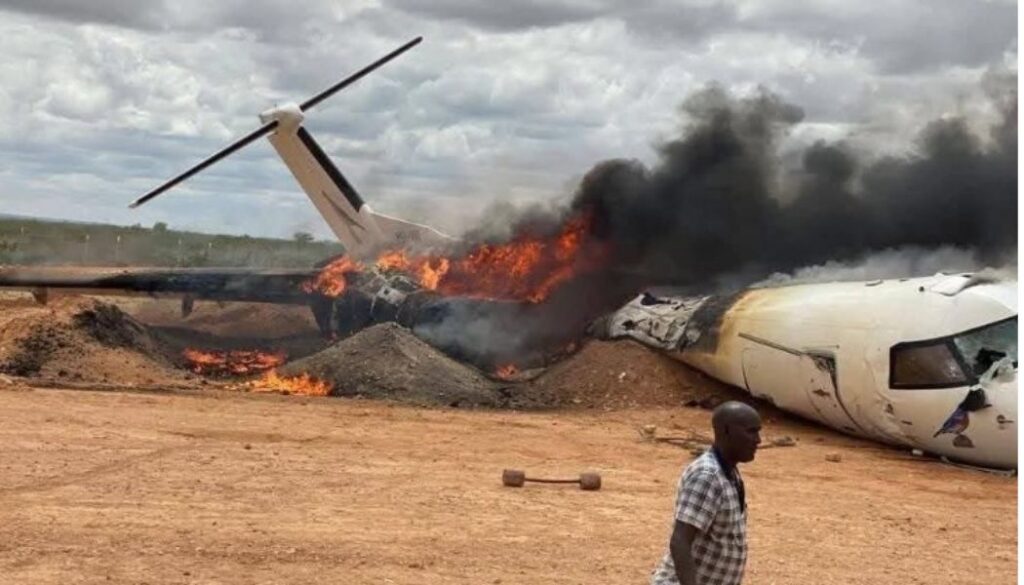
(245, 369, 332, 396)
(302, 256, 364, 297)
(375, 214, 604, 303)
(494, 363, 519, 380)
(183, 348, 287, 376)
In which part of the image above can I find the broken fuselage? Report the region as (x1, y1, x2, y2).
(599, 273, 1018, 469)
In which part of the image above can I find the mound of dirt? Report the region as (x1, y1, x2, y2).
(124, 300, 318, 338)
(0, 297, 188, 386)
(517, 338, 740, 410)
(116, 298, 327, 365)
(280, 323, 506, 408)
(279, 325, 742, 411)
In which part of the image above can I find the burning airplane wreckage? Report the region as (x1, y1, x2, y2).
(0, 212, 626, 369)
(0, 38, 1018, 468)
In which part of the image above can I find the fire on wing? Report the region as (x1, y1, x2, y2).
(303, 213, 606, 303)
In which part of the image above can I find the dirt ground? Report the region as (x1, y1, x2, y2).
(0, 292, 1016, 584)
(0, 383, 1015, 585)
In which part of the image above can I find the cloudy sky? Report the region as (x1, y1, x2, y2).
(0, 0, 1016, 240)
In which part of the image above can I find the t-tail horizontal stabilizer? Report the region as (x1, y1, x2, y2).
(127, 37, 450, 258)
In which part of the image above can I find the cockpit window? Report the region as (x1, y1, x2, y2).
(891, 341, 971, 388)
(952, 317, 1017, 376)
(890, 317, 1018, 389)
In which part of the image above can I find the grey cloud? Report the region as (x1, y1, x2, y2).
(615, 1, 741, 43)
(389, 0, 1016, 75)
(0, 0, 349, 44)
(383, 0, 609, 31)
(735, 0, 1016, 74)
(0, 0, 169, 30)
(385, 0, 742, 45)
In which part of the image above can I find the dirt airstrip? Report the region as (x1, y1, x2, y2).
(0, 292, 1016, 584)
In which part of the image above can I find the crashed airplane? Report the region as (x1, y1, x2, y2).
(593, 274, 1018, 469)
(0, 37, 1016, 469)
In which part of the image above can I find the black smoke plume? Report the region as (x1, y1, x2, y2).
(571, 74, 1017, 290)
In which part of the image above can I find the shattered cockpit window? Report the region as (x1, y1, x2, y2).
(890, 316, 1017, 389)
(952, 317, 1017, 376)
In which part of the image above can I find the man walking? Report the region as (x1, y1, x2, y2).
(650, 401, 762, 585)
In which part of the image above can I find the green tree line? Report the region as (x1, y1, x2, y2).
(0, 218, 343, 268)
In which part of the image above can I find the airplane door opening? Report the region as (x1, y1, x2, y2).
(804, 354, 862, 434)
(740, 335, 862, 435)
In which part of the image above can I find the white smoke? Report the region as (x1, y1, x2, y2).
(751, 246, 1017, 288)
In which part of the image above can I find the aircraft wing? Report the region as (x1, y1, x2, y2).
(0, 265, 318, 305)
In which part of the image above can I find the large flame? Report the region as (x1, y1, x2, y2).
(183, 348, 287, 376)
(300, 214, 605, 303)
(377, 214, 603, 303)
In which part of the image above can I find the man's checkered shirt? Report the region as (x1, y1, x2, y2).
(650, 450, 748, 585)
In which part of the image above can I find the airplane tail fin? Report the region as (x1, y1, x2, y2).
(263, 116, 453, 258)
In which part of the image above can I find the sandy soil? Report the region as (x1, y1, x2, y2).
(0, 291, 1016, 584)
(0, 382, 1015, 585)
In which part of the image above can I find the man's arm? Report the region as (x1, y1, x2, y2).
(670, 468, 721, 585)
(669, 520, 700, 585)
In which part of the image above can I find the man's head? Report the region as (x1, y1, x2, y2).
(711, 401, 762, 464)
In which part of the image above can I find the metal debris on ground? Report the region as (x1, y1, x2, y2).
(684, 396, 724, 410)
(637, 426, 712, 456)
(765, 436, 797, 448)
(638, 425, 796, 454)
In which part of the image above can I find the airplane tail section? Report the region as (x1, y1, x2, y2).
(126, 37, 453, 258)
(370, 211, 456, 252)
(259, 106, 381, 259)
(261, 104, 454, 258)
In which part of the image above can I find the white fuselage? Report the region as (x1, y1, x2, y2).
(605, 274, 1018, 468)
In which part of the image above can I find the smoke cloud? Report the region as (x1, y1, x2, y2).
(752, 245, 1016, 289)
(571, 73, 1017, 289)
(408, 69, 1017, 366)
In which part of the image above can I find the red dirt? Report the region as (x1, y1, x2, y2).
(521, 338, 742, 409)
(0, 292, 1015, 584)
(123, 298, 319, 338)
(0, 296, 189, 386)
(0, 384, 1014, 585)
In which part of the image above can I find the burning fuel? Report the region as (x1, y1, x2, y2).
(243, 369, 332, 396)
(379, 214, 604, 303)
(305, 213, 607, 304)
(302, 256, 364, 297)
(182, 348, 287, 376)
